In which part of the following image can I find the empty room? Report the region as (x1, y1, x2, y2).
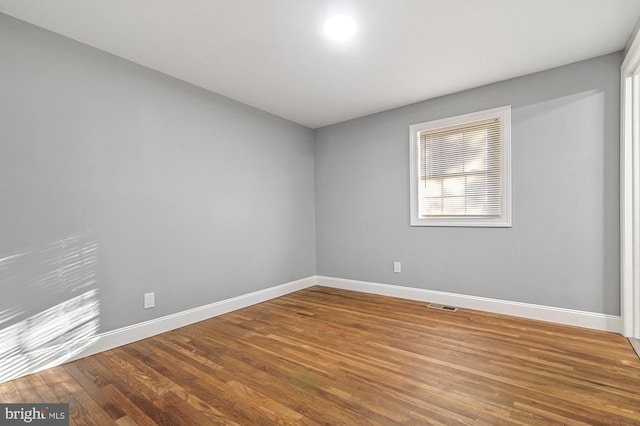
(2, 0, 640, 424)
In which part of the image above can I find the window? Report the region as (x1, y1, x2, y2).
(409, 106, 511, 227)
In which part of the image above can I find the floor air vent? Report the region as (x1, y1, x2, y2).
(427, 303, 458, 312)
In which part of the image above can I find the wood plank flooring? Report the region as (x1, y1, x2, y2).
(1, 286, 640, 425)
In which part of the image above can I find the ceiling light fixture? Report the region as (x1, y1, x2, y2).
(323, 15, 356, 42)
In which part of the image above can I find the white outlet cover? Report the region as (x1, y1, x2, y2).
(144, 292, 155, 309)
(393, 262, 401, 273)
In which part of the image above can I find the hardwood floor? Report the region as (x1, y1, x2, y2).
(2, 286, 640, 425)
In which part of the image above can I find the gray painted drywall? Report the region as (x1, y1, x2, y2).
(315, 52, 622, 315)
(0, 9, 623, 341)
(0, 13, 316, 333)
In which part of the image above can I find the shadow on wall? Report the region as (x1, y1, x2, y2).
(0, 231, 100, 383)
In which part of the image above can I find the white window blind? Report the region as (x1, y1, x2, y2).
(419, 118, 501, 217)
(409, 106, 511, 227)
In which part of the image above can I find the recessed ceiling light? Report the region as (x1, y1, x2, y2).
(323, 15, 356, 42)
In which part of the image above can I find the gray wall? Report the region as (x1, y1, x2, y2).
(315, 52, 622, 315)
(0, 9, 623, 340)
(0, 14, 316, 333)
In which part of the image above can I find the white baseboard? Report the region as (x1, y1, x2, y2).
(6, 274, 620, 384)
(74, 274, 621, 364)
(316, 276, 622, 333)
(38, 274, 624, 368)
(70, 276, 317, 362)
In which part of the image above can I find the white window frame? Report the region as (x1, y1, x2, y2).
(621, 31, 640, 340)
(409, 106, 512, 227)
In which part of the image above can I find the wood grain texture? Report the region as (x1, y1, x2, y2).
(1, 286, 639, 425)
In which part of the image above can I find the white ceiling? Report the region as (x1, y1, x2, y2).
(2, 1, 640, 129)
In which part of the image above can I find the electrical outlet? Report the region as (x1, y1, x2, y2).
(144, 292, 155, 309)
(393, 261, 401, 273)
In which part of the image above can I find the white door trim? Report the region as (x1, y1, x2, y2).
(621, 32, 640, 339)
